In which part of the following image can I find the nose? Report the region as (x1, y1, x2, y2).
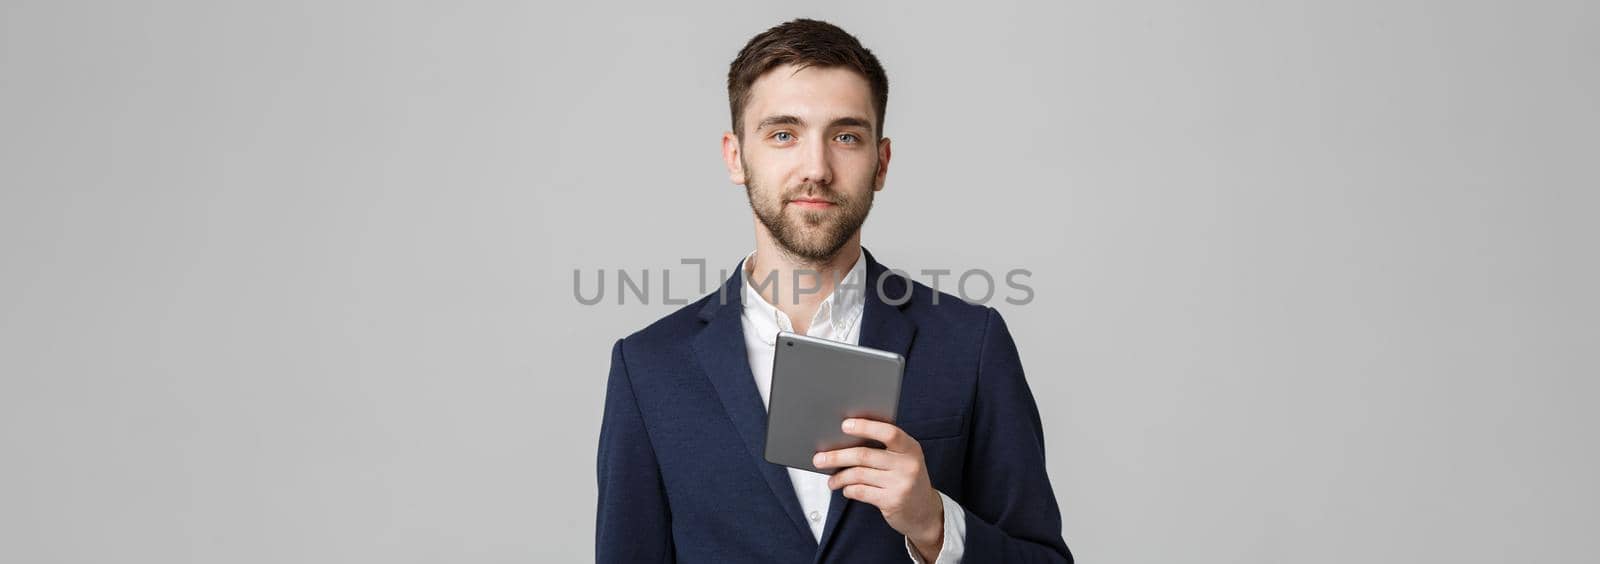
(798, 134, 833, 186)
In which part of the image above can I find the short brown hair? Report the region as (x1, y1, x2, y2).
(727, 19, 889, 139)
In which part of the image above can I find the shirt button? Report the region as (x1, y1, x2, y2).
(808, 510, 821, 522)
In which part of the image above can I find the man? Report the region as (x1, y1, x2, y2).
(596, 19, 1072, 563)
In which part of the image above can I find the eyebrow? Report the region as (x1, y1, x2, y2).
(755, 114, 875, 133)
(755, 115, 802, 130)
(828, 116, 873, 131)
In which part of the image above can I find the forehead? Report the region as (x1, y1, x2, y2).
(743, 64, 876, 130)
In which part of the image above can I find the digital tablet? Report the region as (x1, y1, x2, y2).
(763, 331, 905, 475)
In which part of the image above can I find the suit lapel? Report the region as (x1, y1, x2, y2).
(692, 258, 815, 544)
(814, 248, 919, 562)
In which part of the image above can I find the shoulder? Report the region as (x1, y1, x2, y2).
(893, 273, 999, 336)
(611, 289, 722, 366)
(886, 271, 1032, 371)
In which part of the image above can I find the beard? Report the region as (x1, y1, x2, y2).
(743, 160, 876, 263)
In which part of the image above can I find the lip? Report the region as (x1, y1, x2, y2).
(788, 198, 836, 209)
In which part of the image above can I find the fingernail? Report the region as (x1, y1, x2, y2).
(842, 419, 855, 431)
(813, 453, 825, 466)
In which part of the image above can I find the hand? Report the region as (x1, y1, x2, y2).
(814, 418, 945, 560)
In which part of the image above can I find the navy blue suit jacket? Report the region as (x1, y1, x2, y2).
(596, 249, 1072, 563)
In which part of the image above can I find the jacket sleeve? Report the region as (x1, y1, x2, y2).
(595, 338, 675, 563)
(959, 308, 1074, 563)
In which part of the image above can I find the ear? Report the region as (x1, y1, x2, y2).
(722, 131, 746, 185)
(873, 137, 892, 191)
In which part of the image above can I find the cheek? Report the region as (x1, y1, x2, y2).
(745, 156, 793, 190)
(739, 149, 770, 176)
(835, 148, 879, 173)
(836, 153, 882, 186)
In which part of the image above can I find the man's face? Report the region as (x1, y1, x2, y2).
(724, 64, 890, 262)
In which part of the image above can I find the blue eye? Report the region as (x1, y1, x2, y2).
(836, 133, 859, 144)
(774, 131, 794, 142)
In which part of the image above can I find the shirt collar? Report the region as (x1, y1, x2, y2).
(739, 249, 867, 345)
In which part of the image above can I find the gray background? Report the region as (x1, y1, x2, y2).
(1, 0, 1595, 562)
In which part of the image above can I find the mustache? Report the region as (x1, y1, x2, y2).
(783, 185, 840, 204)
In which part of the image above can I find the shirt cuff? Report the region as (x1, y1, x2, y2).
(904, 490, 967, 564)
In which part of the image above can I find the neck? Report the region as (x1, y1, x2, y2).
(748, 227, 863, 335)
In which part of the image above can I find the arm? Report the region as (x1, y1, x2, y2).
(595, 339, 675, 563)
(960, 308, 1074, 562)
(904, 491, 968, 563)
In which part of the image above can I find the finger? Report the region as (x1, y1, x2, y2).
(813, 446, 894, 470)
(840, 483, 887, 507)
(826, 466, 892, 490)
(842, 418, 917, 453)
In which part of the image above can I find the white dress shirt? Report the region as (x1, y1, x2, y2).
(739, 250, 966, 563)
